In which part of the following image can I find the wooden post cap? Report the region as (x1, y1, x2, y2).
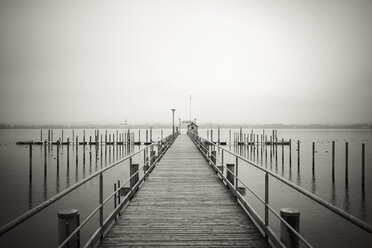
(280, 208, 300, 217)
(58, 209, 79, 218)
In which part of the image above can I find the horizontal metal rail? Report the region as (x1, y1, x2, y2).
(0, 132, 179, 247)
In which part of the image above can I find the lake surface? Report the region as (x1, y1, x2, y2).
(0, 128, 371, 247)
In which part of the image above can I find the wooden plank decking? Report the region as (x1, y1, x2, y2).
(99, 134, 269, 247)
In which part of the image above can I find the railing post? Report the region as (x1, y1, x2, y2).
(58, 209, 80, 248)
(265, 172, 269, 239)
(280, 208, 300, 248)
(99, 173, 103, 231)
(235, 157, 239, 191)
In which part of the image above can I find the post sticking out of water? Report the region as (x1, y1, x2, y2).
(130, 162, 139, 190)
(211, 151, 216, 167)
(40, 130, 42, 142)
(362, 143, 365, 186)
(76, 136, 78, 165)
(312, 142, 315, 174)
(29, 144, 32, 176)
(297, 140, 300, 168)
(67, 138, 70, 168)
(57, 139, 60, 169)
(58, 209, 80, 248)
(226, 164, 235, 187)
(345, 142, 349, 182)
(332, 141, 335, 182)
(289, 139, 292, 167)
(62, 129, 64, 142)
(280, 208, 300, 248)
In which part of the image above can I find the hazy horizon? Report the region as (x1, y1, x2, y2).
(1, 0, 372, 124)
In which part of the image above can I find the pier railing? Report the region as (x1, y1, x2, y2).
(0, 132, 179, 247)
(188, 131, 372, 248)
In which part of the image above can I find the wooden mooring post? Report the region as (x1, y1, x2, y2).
(345, 142, 349, 182)
(57, 209, 80, 248)
(130, 160, 139, 191)
(29, 144, 32, 177)
(226, 164, 235, 186)
(362, 143, 365, 185)
(312, 142, 315, 174)
(280, 208, 300, 248)
(332, 141, 335, 182)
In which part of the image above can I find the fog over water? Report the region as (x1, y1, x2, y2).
(0, 0, 372, 124)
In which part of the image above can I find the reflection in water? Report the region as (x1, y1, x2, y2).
(56, 167, 60, 194)
(296, 166, 301, 186)
(361, 186, 367, 220)
(344, 183, 350, 212)
(311, 173, 317, 194)
(331, 182, 336, 205)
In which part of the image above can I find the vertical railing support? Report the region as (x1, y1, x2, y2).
(264, 172, 269, 239)
(99, 173, 103, 232)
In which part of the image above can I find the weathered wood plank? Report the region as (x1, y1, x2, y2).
(99, 135, 269, 247)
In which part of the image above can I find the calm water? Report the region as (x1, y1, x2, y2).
(0, 128, 371, 247)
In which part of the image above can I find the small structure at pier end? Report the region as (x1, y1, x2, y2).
(187, 122, 198, 134)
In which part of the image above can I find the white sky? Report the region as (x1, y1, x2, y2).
(0, 0, 371, 124)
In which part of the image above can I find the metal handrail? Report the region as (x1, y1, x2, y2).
(0, 132, 179, 247)
(188, 131, 372, 247)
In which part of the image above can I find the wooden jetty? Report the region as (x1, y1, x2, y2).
(99, 135, 269, 247)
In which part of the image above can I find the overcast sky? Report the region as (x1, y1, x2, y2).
(0, 0, 371, 125)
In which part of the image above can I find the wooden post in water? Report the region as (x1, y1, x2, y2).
(312, 142, 315, 174)
(83, 130, 86, 145)
(282, 138, 284, 165)
(150, 127, 152, 142)
(75, 136, 78, 165)
(332, 141, 335, 182)
(130, 161, 139, 190)
(211, 129, 213, 143)
(62, 129, 64, 142)
(29, 144, 32, 177)
(226, 164, 235, 186)
(58, 209, 80, 248)
(289, 139, 292, 167)
(218, 127, 220, 145)
(280, 208, 300, 248)
(345, 142, 348, 182)
(72, 130, 75, 144)
(67, 138, 70, 168)
(297, 140, 300, 168)
(57, 139, 60, 169)
(40, 130, 43, 142)
(362, 143, 365, 186)
(44, 140, 47, 168)
(211, 151, 216, 167)
(138, 130, 141, 143)
(229, 129, 231, 144)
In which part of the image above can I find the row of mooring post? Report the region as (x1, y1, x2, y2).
(206, 128, 367, 186)
(39, 128, 161, 145)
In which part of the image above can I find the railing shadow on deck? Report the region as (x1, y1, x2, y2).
(188, 131, 372, 248)
(0, 132, 179, 248)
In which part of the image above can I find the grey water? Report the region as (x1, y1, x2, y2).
(0, 128, 371, 247)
